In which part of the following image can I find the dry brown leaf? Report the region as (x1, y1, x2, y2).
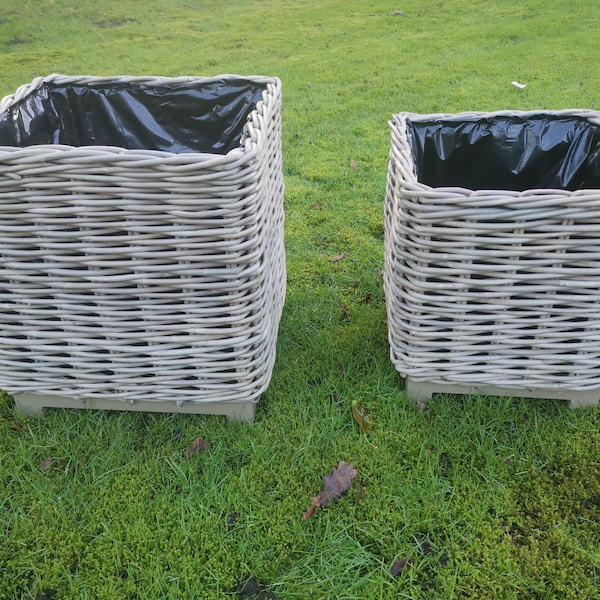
(321, 461, 357, 506)
(352, 400, 373, 435)
(390, 557, 413, 576)
(350, 159, 359, 170)
(302, 494, 321, 521)
(329, 252, 346, 262)
(10, 423, 28, 432)
(302, 461, 357, 520)
(185, 437, 208, 460)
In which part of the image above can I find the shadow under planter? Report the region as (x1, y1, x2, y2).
(385, 109, 600, 408)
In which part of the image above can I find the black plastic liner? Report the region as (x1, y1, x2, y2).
(0, 78, 268, 154)
(407, 115, 600, 191)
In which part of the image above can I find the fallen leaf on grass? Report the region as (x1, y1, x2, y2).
(361, 293, 373, 304)
(185, 437, 208, 459)
(390, 557, 413, 576)
(329, 252, 346, 262)
(10, 423, 28, 432)
(352, 400, 373, 435)
(302, 461, 357, 520)
(39, 457, 54, 470)
(350, 159, 359, 170)
(321, 461, 357, 506)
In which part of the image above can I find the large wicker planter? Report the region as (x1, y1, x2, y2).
(0, 74, 285, 421)
(384, 109, 600, 408)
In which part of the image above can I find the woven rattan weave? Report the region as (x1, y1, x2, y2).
(385, 109, 600, 407)
(0, 74, 285, 421)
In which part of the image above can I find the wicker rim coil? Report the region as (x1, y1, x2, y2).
(0, 74, 285, 405)
(385, 109, 600, 390)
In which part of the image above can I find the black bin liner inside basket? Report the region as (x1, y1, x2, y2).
(0, 78, 268, 154)
(408, 115, 600, 191)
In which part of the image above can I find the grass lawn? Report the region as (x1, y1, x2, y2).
(1, 0, 599, 598)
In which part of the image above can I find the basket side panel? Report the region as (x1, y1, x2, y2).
(0, 81, 285, 407)
(385, 113, 600, 391)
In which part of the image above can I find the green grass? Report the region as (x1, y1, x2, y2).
(1, 0, 600, 598)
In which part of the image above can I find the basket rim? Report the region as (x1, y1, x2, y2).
(391, 107, 600, 123)
(389, 108, 600, 197)
(0, 73, 282, 163)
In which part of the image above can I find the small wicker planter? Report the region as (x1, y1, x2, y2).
(0, 74, 285, 421)
(385, 109, 600, 408)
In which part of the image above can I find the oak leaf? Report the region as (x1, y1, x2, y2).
(302, 461, 357, 520)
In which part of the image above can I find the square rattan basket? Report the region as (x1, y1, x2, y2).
(384, 109, 600, 408)
(0, 74, 285, 421)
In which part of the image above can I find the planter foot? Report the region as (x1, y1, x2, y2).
(13, 392, 256, 423)
(405, 377, 599, 409)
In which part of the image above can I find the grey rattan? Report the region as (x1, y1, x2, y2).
(0, 74, 285, 421)
(385, 109, 600, 408)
